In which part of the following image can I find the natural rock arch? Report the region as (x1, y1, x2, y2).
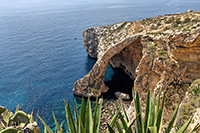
(73, 35, 143, 98)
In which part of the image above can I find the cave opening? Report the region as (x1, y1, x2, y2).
(102, 39, 143, 100)
(103, 64, 134, 100)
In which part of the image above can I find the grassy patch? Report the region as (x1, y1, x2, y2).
(147, 45, 157, 53)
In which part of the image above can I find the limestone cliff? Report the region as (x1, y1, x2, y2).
(73, 11, 200, 98)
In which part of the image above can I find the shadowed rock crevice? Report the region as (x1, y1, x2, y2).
(102, 40, 143, 99)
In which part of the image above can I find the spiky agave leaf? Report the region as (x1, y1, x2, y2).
(64, 99, 76, 133)
(114, 102, 129, 131)
(156, 93, 165, 133)
(52, 110, 63, 133)
(133, 90, 143, 133)
(122, 101, 129, 124)
(74, 99, 79, 133)
(85, 97, 93, 133)
(144, 89, 151, 133)
(124, 118, 136, 133)
(93, 97, 103, 133)
(79, 98, 86, 133)
(106, 106, 123, 133)
(148, 127, 157, 133)
(177, 117, 193, 133)
(149, 95, 156, 127)
(107, 103, 122, 133)
(164, 103, 180, 133)
(154, 92, 161, 126)
(107, 123, 115, 133)
(37, 114, 53, 133)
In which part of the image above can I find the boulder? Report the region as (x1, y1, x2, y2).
(188, 9, 193, 12)
(114, 91, 130, 100)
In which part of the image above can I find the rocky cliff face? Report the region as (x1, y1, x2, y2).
(73, 11, 200, 98)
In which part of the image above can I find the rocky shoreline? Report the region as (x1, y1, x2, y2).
(73, 10, 200, 98)
(74, 10, 200, 132)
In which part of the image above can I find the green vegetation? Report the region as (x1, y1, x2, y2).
(192, 18, 200, 23)
(191, 86, 200, 96)
(173, 23, 179, 28)
(117, 22, 128, 31)
(175, 18, 182, 24)
(166, 16, 175, 24)
(141, 18, 157, 25)
(147, 45, 157, 53)
(191, 79, 200, 87)
(183, 18, 191, 23)
(37, 89, 200, 133)
(158, 49, 168, 60)
(175, 80, 200, 132)
(38, 97, 103, 133)
(0, 105, 40, 133)
(107, 90, 199, 133)
(88, 87, 99, 95)
(176, 95, 200, 132)
(183, 28, 191, 32)
(153, 32, 162, 37)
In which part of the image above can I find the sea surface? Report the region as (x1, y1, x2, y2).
(0, 0, 199, 131)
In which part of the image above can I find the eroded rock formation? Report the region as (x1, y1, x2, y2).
(73, 11, 200, 98)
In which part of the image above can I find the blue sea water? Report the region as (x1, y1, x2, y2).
(0, 0, 199, 131)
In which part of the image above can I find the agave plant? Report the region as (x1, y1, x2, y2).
(107, 89, 200, 133)
(106, 101, 136, 133)
(38, 97, 103, 133)
(0, 105, 40, 133)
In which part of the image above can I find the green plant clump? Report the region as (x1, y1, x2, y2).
(107, 90, 200, 133)
(0, 105, 40, 133)
(158, 49, 168, 60)
(38, 90, 200, 133)
(191, 86, 200, 96)
(153, 32, 161, 37)
(38, 97, 103, 133)
(147, 45, 157, 53)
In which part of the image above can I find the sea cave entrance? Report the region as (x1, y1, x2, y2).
(103, 64, 134, 100)
(102, 38, 143, 100)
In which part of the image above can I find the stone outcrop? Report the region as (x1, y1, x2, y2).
(114, 91, 130, 100)
(73, 11, 200, 98)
